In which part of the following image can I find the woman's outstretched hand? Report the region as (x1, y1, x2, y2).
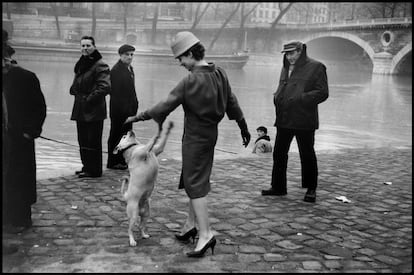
(124, 115, 138, 124)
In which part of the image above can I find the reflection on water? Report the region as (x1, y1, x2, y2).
(17, 59, 412, 179)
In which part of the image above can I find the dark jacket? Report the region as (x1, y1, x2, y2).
(145, 64, 245, 199)
(70, 50, 110, 121)
(109, 60, 138, 119)
(273, 44, 329, 130)
(3, 65, 47, 205)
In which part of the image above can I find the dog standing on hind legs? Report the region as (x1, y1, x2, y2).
(113, 121, 174, 246)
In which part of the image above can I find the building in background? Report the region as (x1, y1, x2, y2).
(142, 2, 185, 21)
(250, 2, 280, 23)
(250, 2, 329, 24)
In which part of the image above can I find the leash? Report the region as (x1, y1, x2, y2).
(39, 135, 109, 154)
(136, 136, 239, 155)
(39, 135, 238, 155)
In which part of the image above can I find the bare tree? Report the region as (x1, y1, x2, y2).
(207, 3, 241, 52)
(389, 2, 397, 17)
(151, 3, 160, 44)
(211, 3, 220, 21)
(265, 3, 294, 52)
(361, 2, 404, 18)
(91, 3, 97, 37)
(350, 2, 356, 20)
(142, 3, 148, 20)
(121, 3, 129, 37)
(4, 3, 11, 19)
(50, 3, 61, 39)
(190, 3, 211, 31)
(237, 3, 260, 50)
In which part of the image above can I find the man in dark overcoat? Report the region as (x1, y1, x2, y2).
(70, 36, 110, 178)
(3, 43, 47, 232)
(107, 44, 138, 169)
(261, 41, 329, 202)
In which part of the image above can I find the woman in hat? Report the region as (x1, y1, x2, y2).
(125, 31, 251, 257)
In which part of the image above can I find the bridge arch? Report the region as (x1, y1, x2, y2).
(390, 42, 412, 74)
(301, 31, 376, 64)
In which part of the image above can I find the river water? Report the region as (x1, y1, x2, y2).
(15, 58, 412, 179)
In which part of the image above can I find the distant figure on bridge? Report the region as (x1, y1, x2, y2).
(261, 41, 329, 203)
(106, 44, 139, 170)
(252, 126, 272, 154)
(70, 36, 110, 178)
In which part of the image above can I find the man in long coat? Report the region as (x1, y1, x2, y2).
(70, 36, 110, 178)
(3, 43, 47, 232)
(261, 41, 329, 203)
(107, 44, 138, 169)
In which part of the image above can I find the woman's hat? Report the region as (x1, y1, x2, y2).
(170, 31, 200, 58)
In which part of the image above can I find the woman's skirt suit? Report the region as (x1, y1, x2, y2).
(146, 64, 245, 199)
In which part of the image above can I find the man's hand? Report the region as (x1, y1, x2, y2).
(237, 118, 251, 147)
(241, 129, 251, 147)
(23, 133, 33, 140)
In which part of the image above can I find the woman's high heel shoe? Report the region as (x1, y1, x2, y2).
(186, 236, 216, 258)
(175, 227, 197, 243)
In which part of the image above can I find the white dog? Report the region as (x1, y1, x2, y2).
(113, 121, 173, 246)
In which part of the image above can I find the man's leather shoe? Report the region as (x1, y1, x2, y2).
(261, 189, 287, 196)
(304, 189, 316, 202)
(78, 172, 101, 178)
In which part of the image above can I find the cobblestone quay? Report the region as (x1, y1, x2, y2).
(2, 147, 412, 273)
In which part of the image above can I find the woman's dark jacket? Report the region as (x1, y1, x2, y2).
(70, 50, 111, 121)
(273, 44, 329, 130)
(143, 64, 245, 199)
(109, 60, 138, 119)
(3, 65, 47, 206)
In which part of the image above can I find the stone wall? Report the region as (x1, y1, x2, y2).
(7, 16, 286, 54)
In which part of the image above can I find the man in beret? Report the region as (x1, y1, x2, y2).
(261, 40, 329, 203)
(106, 44, 138, 169)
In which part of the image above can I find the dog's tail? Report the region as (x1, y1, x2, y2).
(120, 176, 129, 196)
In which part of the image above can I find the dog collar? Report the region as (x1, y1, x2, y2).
(119, 142, 138, 153)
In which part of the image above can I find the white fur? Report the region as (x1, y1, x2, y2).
(113, 121, 173, 246)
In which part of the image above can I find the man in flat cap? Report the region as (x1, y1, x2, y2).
(106, 44, 138, 169)
(261, 40, 329, 203)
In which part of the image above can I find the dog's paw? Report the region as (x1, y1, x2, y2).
(141, 232, 150, 239)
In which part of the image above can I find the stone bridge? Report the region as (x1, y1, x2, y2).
(263, 17, 412, 75)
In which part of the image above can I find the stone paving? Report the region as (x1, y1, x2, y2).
(2, 146, 412, 273)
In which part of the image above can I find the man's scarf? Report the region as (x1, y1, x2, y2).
(74, 49, 102, 75)
(255, 135, 270, 144)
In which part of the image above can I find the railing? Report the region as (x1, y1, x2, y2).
(143, 17, 412, 29)
(244, 17, 412, 30)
